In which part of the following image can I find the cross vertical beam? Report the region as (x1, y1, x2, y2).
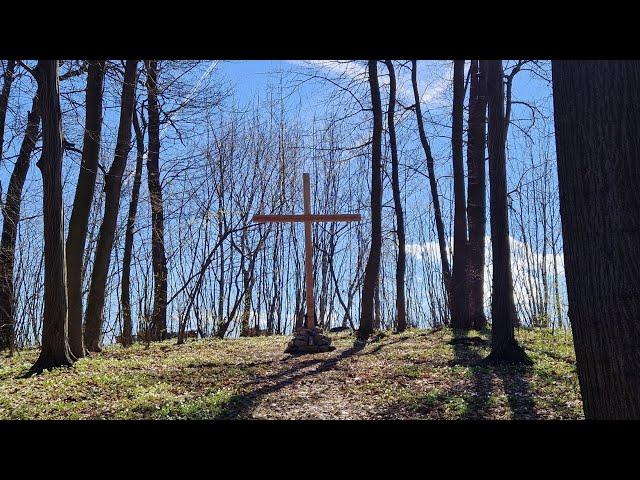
(303, 173, 315, 329)
(251, 172, 361, 335)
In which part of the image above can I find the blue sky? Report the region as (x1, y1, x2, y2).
(0, 60, 563, 341)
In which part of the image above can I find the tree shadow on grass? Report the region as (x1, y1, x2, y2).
(361, 335, 415, 356)
(449, 334, 493, 420)
(356, 328, 441, 357)
(216, 341, 368, 418)
(139, 340, 368, 419)
(449, 332, 539, 420)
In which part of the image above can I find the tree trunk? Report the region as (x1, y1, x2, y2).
(484, 59, 531, 365)
(120, 108, 144, 347)
(552, 60, 640, 419)
(467, 60, 488, 330)
(84, 60, 138, 352)
(30, 60, 74, 373)
(451, 59, 470, 329)
(0, 96, 40, 352)
(0, 60, 16, 162)
(359, 60, 383, 340)
(384, 60, 407, 333)
(66, 60, 105, 358)
(145, 60, 168, 342)
(411, 60, 451, 320)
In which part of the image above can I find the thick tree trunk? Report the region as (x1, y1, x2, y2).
(451, 59, 470, 329)
(30, 60, 74, 373)
(66, 60, 105, 358)
(0, 60, 16, 162)
(384, 60, 407, 333)
(552, 60, 640, 419)
(484, 59, 531, 365)
(84, 60, 138, 352)
(145, 60, 168, 342)
(0, 97, 40, 352)
(467, 60, 488, 330)
(411, 60, 451, 321)
(358, 60, 383, 340)
(120, 108, 144, 347)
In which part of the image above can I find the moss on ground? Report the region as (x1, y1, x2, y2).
(0, 327, 583, 419)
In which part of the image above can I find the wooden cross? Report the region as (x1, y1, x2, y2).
(252, 172, 361, 330)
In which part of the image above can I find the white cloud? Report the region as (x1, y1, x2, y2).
(405, 235, 567, 321)
(284, 60, 451, 108)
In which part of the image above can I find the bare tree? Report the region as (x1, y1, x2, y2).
(384, 60, 407, 333)
(358, 60, 384, 340)
(0, 97, 40, 352)
(84, 60, 138, 352)
(120, 107, 145, 347)
(145, 60, 168, 341)
(450, 59, 470, 329)
(0, 60, 16, 162)
(466, 59, 488, 330)
(411, 60, 451, 320)
(484, 59, 531, 365)
(66, 60, 105, 358)
(29, 60, 74, 373)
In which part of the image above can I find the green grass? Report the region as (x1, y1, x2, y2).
(0, 327, 583, 419)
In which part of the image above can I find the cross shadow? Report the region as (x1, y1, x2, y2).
(217, 341, 368, 418)
(138, 340, 368, 419)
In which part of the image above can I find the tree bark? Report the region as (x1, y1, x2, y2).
(358, 60, 383, 340)
(0, 60, 16, 162)
(120, 108, 144, 347)
(552, 60, 640, 419)
(83, 60, 138, 352)
(484, 59, 531, 365)
(0, 96, 40, 352)
(451, 59, 470, 329)
(30, 60, 74, 373)
(384, 60, 407, 333)
(145, 60, 168, 342)
(467, 60, 488, 330)
(66, 60, 105, 358)
(411, 60, 451, 321)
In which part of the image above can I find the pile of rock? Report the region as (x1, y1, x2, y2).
(284, 326, 335, 354)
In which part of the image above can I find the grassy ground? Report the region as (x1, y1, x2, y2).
(0, 327, 583, 420)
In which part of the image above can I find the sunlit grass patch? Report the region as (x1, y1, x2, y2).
(0, 327, 582, 420)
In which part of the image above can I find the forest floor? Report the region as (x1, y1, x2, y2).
(0, 327, 583, 420)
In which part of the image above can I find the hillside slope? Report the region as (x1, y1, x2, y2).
(0, 328, 582, 419)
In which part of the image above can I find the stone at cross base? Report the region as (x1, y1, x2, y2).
(284, 315, 336, 355)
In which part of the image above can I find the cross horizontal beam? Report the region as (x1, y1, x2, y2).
(252, 213, 361, 223)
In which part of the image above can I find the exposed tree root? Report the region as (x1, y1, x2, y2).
(483, 339, 533, 366)
(24, 354, 74, 377)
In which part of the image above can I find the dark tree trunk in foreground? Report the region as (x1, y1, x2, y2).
(120, 108, 144, 347)
(552, 60, 640, 419)
(84, 60, 138, 352)
(66, 60, 105, 359)
(467, 60, 488, 330)
(0, 97, 40, 352)
(484, 59, 531, 365)
(30, 60, 74, 373)
(385, 60, 407, 333)
(359, 60, 383, 340)
(0, 60, 16, 162)
(145, 60, 168, 341)
(411, 60, 451, 321)
(450, 59, 470, 329)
